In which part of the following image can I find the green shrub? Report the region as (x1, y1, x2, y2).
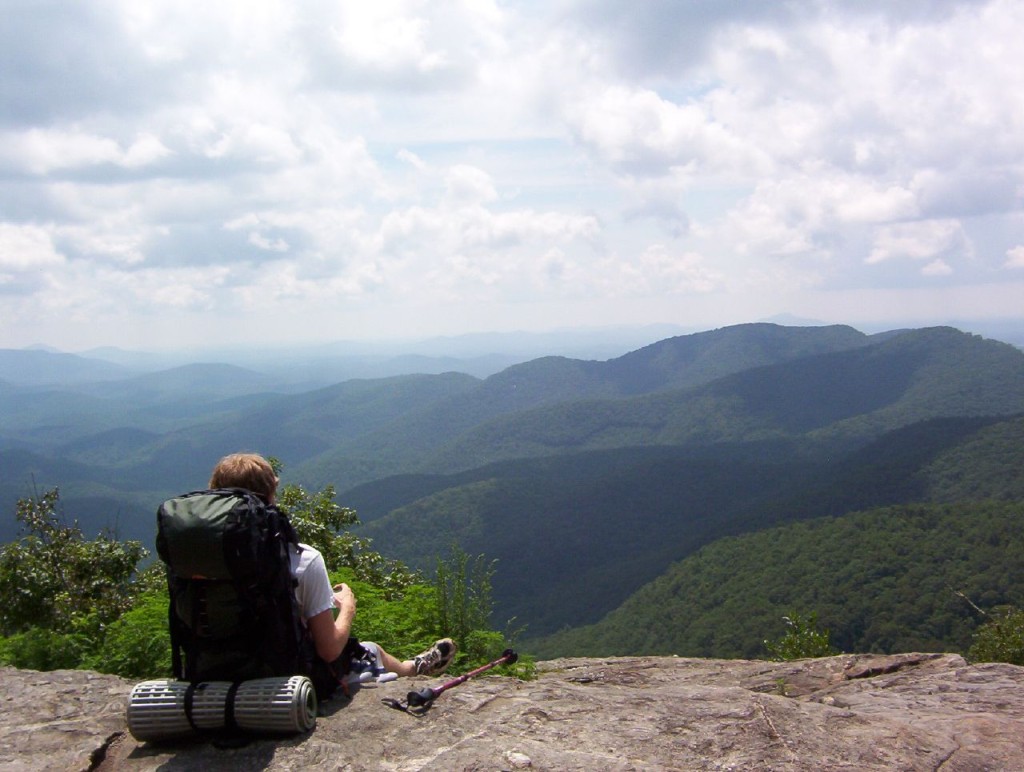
(330, 568, 439, 660)
(274, 462, 419, 598)
(330, 546, 533, 678)
(435, 545, 495, 646)
(459, 629, 536, 680)
(764, 611, 838, 660)
(83, 589, 172, 679)
(968, 606, 1024, 665)
(0, 627, 89, 671)
(0, 489, 147, 637)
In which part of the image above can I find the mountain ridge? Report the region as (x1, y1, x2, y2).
(2, 322, 1021, 657)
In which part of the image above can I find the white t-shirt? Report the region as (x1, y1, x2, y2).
(289, 543, 336, 621)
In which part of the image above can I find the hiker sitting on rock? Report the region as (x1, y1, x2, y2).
(208, 452, 456, 688)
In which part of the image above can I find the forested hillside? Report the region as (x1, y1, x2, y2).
(415, 326, 1024, 474)
(354, 413, 1023, 638)
(526, 500, 1024, 659)
(293, 323, 878, 488)
(357, 445, 818, 632)
(2, 322, 883, 540)
(0, 371, 480, 542)
(2, 323, 1022, 662)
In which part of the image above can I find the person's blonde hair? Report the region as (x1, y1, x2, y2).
(209, 453, 278, 500)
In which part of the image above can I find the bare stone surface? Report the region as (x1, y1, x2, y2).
(3, 653, 1024, 770)
(0, 667, 132, 772)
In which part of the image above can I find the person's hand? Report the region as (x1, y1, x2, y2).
(332, 582, 355, 611)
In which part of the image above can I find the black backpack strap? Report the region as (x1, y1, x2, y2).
(268, 503, 301, 550)
(168, 600, 184, 680)
(224, 681, 242, 732)
(183, 682, 201, 732)
(185, 580, 209, 681)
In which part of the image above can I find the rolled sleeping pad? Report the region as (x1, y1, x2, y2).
(127, 675, 317, 742)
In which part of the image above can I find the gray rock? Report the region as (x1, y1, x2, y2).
(3, 653, 1023, 771)
(0, 667, 132, 772)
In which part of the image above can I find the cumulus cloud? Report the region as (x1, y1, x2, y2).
(0, 130, 171, 175)
(444, 165, 499, 206)
(0, 224, 65, 271)
(564, 85, 768, 178)
(0, 0, 1022, 348)
(633, 245, 723, 294)
(866, 220, 967, 266)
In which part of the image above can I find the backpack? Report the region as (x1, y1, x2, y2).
(156, 489, 315, 688)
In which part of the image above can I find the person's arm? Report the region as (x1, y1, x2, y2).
(306, 582, 356, 663)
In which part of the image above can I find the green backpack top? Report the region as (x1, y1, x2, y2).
(156, 489, 314, 685)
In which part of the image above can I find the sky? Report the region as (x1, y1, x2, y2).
(2, 0, 1023, 352)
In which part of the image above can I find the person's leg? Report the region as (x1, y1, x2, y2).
(375, 638, 458, 677)
(375, 646, 417, 677)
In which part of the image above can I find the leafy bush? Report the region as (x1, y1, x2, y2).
(764, 611, 838, 660)
(274, 465, 419, 598)
(432, 545, 532, 676)
(0, 489, 147, 637)
(330, 567, 438, 658)
(322, 546, 533, 678)
(968, 606, 1024, 665)
(0, 627, 89, 671)
(83, 589, 172, 679)
(435, 545, 495, 646)
(459, 629, 536, 680)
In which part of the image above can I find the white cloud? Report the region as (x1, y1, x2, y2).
(444, 165, 499, 206)
(397, 148, 428, 171)
(1, 0, 1023, 348)
(634, 245, 723, 294)
(866, 220, 966, 265)
(564, 85, 767, 178)
(0, 224, 65, 271)
(331, 2, 447, 73)
(248, 232, 290, 253)
(58, 224, 148, 266)
(137, 266, 233, 310)
(922, 259, 954, 277)
(0, 129, 171, 175)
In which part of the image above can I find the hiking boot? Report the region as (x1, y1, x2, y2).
(414, 638, 457, 676)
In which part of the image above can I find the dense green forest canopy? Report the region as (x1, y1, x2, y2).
(2, 324, 1023, 663)
(354, 413, 1024, 639)
(527, 500, 1024, 660)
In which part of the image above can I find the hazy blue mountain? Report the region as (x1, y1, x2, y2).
(295, 324, 878, 490)
(3, 322, 1022, 651)
(0, 447, 160, 544)
(354, 413, 1021, 639)
(394, 326, 1024, 479)
(0, 369, 286, 450)
(0, 370, 481, 543)
(601, 322, 872, 395)
(40, 372, 479, 499)
(72, 363, 287, 400)
(0, 387, 138, 448)
(0, 349, 137, 386)
(272, 324, 692, 361)
(77, 325, 693, 386)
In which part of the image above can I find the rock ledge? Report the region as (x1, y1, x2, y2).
(3, 653, 1022, 770)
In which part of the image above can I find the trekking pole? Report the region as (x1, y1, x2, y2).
(385, 649, 518, 713)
